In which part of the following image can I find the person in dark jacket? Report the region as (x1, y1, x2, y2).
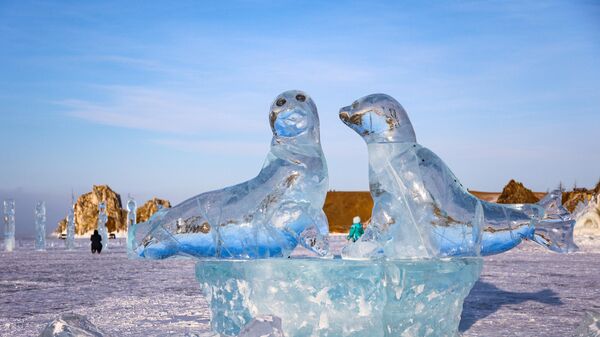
(90, 230, 102, 253)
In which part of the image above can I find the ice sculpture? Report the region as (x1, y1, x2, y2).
(573, 195, 600, 236)
(126, 195, 136, 230)
(339, 93, 578, 259)
(97, 202, 108, 251)
(196, 257, 481, 337)
(3, 199, 15, 252)
(66, 193, 76, 250)
(40, 313, 105, 337)
(128, 90, 329, 259)
(35, 201, 46, 251)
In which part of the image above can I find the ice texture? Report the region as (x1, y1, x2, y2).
(3, 199, 15, 252)
(40, 313, 105, 337)
(97, 202, 108, 251)
(65, 194, 76, 250)
(573, 194, 600, 236)
(239, 315, 284, 337)
(128, 90, 329, 259)
(196, 257, 482, 337)
(126, 196, 137, 230)
(574, 311, 600, 337)
(35, 201, 46, 251)
(339, 93, 577, 259)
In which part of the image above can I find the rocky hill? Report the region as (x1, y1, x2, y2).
(324, 191, 373, 233)
(563, 181, 600, 212)
(496, 179, 540, 204)
(137, 198, 172, 223)
(56, 185, 170, 235)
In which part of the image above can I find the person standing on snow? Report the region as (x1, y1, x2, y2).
(347, 216, 364, 242)
(90, 229, 103, 253)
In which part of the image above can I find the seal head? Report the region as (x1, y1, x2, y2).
(270, 90, 320, 144)
(339, 93, 416, 143)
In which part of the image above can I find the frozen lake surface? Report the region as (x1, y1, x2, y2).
(0, 236, 598, 336)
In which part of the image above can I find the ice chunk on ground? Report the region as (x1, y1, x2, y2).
(39, 313, 105, 337)
(574, 311, 600, 337)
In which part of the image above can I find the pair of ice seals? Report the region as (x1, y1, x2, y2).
(128, 90, 577, 260)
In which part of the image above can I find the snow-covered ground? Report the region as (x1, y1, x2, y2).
(0, 235, 599, 336)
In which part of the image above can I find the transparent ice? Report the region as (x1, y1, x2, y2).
(238, 315, 284, 337)
(339, 93, 578, 259)
(40, 313, 105, 337)
(128, 90, 329, 259)
(126, 196, 137, 230)
(35, 201, 46, 251)
(66, 193, 76, 250)
(196, 257, 481, 337)
(3, 199, 15, 252)
(574, 311, 600, 337)
(97, 202, 108, 251)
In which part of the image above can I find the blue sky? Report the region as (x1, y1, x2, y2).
(1, 1, 599, 236)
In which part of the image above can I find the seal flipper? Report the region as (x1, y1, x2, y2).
(532, 189, 578, 253)
(287, 206, 330, 257)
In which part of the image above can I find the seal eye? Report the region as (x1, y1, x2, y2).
(352, 101, 359, 109)
(276, 98, 286, 107)
(295, 94, 306, 102)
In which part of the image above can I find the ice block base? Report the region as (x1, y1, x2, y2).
(196, 257, 482, 337)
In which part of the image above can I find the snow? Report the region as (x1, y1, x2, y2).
(1, 235, 599, 336)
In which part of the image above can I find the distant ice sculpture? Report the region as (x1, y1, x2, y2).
(35, 201, 46, 251)
(339, 93, 578, 259)
(128, 90, 329, 259)
(40, 313, 105, 337)
(66, 193, 76, 250)
(97, 202, 108, 251)
(197, 257, 481, 336)
(573, 195, 600, 236)
(3, 199, 15, 252)
(126, 196, 137, 230)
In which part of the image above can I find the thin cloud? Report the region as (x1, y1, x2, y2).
(152, 138, 268, 156)
(59, 86, 266, 135)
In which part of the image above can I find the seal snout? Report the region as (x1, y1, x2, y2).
(338, 105, 351, 124)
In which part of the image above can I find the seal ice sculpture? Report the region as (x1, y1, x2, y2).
(339, 93, 578, 259)
(128, 90, 329, 259)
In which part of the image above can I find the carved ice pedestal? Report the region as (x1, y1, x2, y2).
(196, 257, 482, 337)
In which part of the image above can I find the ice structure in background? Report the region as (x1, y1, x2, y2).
(35, 201, 46, 251)
(196, 257, 482, 337)
(128, 90, 329, 259)
(126, 195, 137, 230)
(97, 202, 108, 251)
(66, 193, 76, 250)
(339, 93, 578, 259)
(3, 199, 15, 252)
(573, 195, 600, 236)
